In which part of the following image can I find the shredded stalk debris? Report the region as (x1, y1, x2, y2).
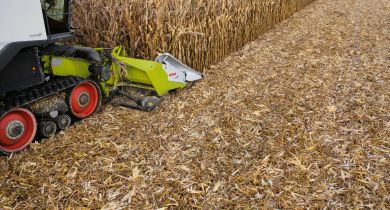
(1, 0, 389, 209)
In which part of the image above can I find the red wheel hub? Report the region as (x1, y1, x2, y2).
(69, 81, 100, 118)
(0, 108, 37, 153)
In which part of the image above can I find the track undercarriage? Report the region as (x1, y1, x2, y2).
(0, 77, 98, 153)
(0, 76, 168, 154)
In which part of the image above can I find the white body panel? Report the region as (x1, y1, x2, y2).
(0, 42, 6, 50)
(0, 0, 47, 51)
(155, 53, 203, 83)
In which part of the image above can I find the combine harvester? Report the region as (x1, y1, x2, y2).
(0, 0, 202, 154)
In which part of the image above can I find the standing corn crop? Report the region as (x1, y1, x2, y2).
(73, 0, 314, 70)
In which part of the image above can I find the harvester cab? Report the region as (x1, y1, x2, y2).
(0, 0, 203, 153)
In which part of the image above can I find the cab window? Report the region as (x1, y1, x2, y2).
(41, 0, 70, 35)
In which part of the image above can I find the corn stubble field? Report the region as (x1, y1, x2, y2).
(1, 0, 390, 209)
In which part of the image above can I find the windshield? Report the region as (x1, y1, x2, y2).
(41, 0, 70, 35)
(44, 0, 65, 22)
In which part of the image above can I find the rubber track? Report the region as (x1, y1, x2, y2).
(0, 77, 85, 117)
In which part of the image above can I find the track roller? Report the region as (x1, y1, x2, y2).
(56, 114, 71, 130)
(115, 90, 161, 112)
(39, 121, 57, 138)
(0, 108, 37, 154)
(141, 96, 161, 111)
(68, 80, 102, 119)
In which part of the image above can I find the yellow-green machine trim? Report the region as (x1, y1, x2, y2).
(42, 55, 91, 78)
(108, 47, 187, 97)
(42, 47, 190, 98)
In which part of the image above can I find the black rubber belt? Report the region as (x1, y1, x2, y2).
(0, 76, 85, 117)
